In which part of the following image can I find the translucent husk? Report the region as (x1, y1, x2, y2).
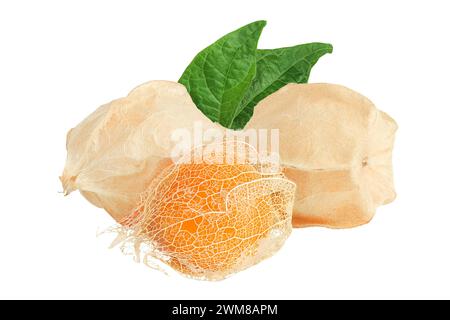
(110, 142, 296, 280)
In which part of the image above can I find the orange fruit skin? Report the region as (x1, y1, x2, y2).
(122, 163, 284, 279)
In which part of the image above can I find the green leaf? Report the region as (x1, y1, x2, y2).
(179, 21, 266, 128)
(230, 43, 333, 129)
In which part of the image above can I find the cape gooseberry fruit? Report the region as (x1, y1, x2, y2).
(116, 142, 296, 280)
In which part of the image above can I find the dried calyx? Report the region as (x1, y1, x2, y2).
(62, 81, 397, 231)
(246, 83, 397, 228)
(61, 81, 218, 222)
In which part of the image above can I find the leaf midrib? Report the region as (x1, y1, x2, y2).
(218, 27, 262, 125)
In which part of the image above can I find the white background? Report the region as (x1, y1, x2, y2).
(1, 0, 449, 300)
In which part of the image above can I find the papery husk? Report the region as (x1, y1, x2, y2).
(246, 83, 397, 228)
(61, 81, 397, 229)
(61, 80, 219, 221)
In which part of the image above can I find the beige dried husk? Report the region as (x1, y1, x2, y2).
(61, 81, 219, 221)
(246, 83, 397, 228)
(61, 81, 397, 229)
